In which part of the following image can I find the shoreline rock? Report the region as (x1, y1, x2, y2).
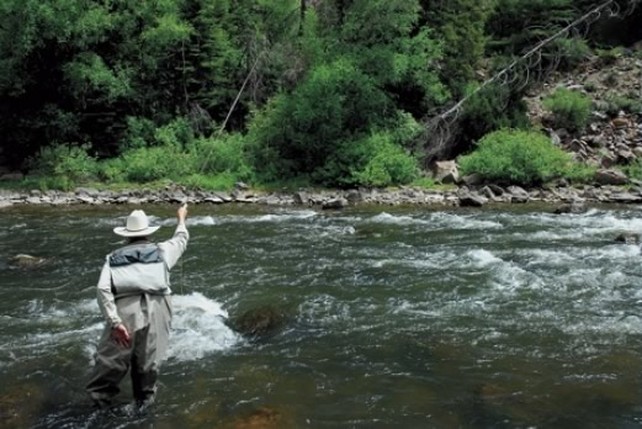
(2, 183, 642, 208)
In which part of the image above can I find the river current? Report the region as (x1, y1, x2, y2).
(2, 203, 642, 428)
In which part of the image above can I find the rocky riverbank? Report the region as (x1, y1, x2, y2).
(2, 182, 642, 210)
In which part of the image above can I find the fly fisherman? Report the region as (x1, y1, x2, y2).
(86, 205, 189, 408)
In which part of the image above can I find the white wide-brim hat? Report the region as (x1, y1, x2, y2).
(113, 210, 160, 237)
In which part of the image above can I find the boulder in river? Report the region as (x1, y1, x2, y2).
(8, 254, 48, 269)
(231, 305, 287, 339)
(222, 406, 293, 429)
(614, 232, 641, 245)
(553, 202, 587, 214)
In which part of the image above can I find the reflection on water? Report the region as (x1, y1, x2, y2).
(2, 203, 642, 428)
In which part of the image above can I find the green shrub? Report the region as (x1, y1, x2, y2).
(563, 162, 597, 183)
(119, 117, 194, 151)
(317, 131, 418, 187)
(458, 81, 530, 145)
(595, 46, 625, 65)
(119, 117, 156, 151)
(29, 143, 98, 186)
(553, 37, 591, 71)
(154, 117, 194, 149)
(543, 88, 592, 132)
(459, 129, 574, 186)
(602, 94, 642, 116)
(624, 159, 642, 181)
(97, 157, 126, 183)
(189, 133, 254, 181)
(248, 58, 392, 182)
(120, 145, 193, 183)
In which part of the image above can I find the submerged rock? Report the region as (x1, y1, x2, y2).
(8, 254, 48, 269)
(231, 305, 287, 339)
(553, 202, 587, 214)
(222, 406, 293, 429)
(614, 232, 641, 245)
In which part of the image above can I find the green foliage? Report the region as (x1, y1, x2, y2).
(180, 172, 238, 191)
(595, 46, 626, 65)
(29, 143, 98, 186)
(602, 94, 642, 116)
(119, 117, 157, 151)
(552, 37, 592, 71)
(189, 133, 254, 181)
(420, 0, 493, 96)
(119, 145, 193, 183)
(563, 162, 597, 183)
(543, 88, 592, 132)
(624, 159, 642, 181)
(348, 133, 419, 187)
(249, 58, 392, 181)
(459, 82, 530, 144)
(459, 129, 574, 186)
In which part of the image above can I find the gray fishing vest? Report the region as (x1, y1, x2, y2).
(109, 242, 171, 298)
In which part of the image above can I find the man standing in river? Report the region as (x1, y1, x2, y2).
(86, 204, 189, 408)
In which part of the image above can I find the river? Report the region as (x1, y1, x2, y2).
(2, 203, 642, 428)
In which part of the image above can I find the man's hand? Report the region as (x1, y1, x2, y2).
(111, 324, 131, 348)
(177, 203, 188, 224)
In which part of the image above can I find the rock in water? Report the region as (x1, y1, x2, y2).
(614, 232, 641, 245)
(8, 254, 47, 268)
(231, 306, 287, 339)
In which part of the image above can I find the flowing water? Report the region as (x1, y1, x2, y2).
(2, 203, 642, 428)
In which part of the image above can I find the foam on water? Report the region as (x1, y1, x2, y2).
(365, 211, 503, 230)
(167, 292, 240, 361)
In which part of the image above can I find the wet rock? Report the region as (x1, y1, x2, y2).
(615, 232, 641, 244)
(553, 202, 587, 214)
(0, 382, 45, 428)
(231, 306, 287, 339)
(0, 200, 13, 209)
(458, 192, 487, 208)
(9, 254, 48, 269)
(322, 197, 348, 210)
(223, 406, 293, 429)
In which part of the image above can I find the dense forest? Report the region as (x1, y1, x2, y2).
(1, 0, 641, 190)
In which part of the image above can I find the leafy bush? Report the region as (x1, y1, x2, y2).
(189, 133, 254, 181)
(458, 81, 529, 146)
(552, 37, 591, 71)
(248, 58, 393, 182)
(563, 162, 597, 184)
(119, 117, 194, 152)
(624, 159, 642, 181)
(154, 117, 194, 149)
(119, 145, 193, 183)
(602, 94, 642, 116)
(316, 131, 419, 187)
(543, 88, 592, 132)
(97, 158, 126, 183)
(119, 117, 157, 151)
(595, 46, 625, 65)
(29, 143, 98, 187)
(459, 129, 574, 186)
(351, 135, 419, 187)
